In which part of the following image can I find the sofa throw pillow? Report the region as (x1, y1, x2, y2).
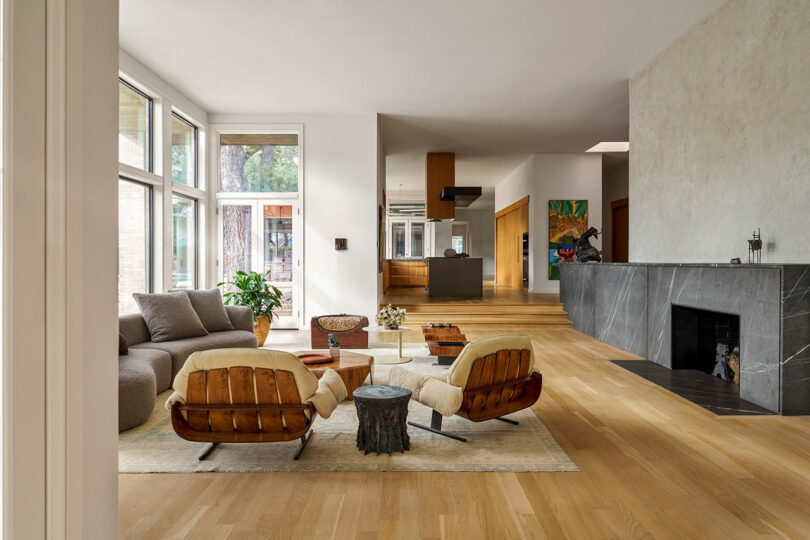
(133, 292, 209, 343)
(119, 333, 129, 355)
(185, 288, 234, 332)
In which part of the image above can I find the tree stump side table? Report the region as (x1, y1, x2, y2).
(352, 385, 411, 455)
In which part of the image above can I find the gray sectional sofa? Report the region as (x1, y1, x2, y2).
(118, 305, 257, 431)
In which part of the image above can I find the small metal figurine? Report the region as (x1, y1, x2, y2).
(328, 333, 340, 358)
(748, 228, 762, 264)
(575, 227, 603, 263)
(712, 343, 731, 380)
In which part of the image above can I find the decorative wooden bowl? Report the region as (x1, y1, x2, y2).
(295, 352, 334, 365)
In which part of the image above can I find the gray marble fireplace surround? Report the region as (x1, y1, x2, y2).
(559, 263, 810, 415)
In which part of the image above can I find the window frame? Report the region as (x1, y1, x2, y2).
(170, 111, 199, 188)
(117, 66, 208, 313)
(386, 216, 430, 259)
(117, 177, 154, 304)
(118, 78, 154, 173)
(170, 193, 199, 290)
(212, 125, 305, 328)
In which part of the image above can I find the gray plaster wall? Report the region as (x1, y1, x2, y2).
(629, 0, 810, 263)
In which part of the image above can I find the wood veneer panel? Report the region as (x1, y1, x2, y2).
(207, 368, 233, 432)
(255, 368, 283, 432)
(425, 152, 455, 220)
(275, 370, 307, 433)
(186, 371, 209, 432)
(229, 367, 260, 433)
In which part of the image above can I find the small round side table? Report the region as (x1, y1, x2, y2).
(352, 385, 411, 455)
(362, 326, 411, 364)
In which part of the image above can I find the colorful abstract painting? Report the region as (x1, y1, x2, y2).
(549, 200, 588, 280)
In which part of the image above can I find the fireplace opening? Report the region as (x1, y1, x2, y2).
(671, 305, 740, 379)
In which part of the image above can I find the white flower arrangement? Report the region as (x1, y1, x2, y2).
(376, 304, 406, 329)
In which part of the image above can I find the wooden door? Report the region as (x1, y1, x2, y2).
(495, 196, 529, 289)
(611, 198, 629, 262)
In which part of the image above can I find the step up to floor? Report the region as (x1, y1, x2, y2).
(380, 303, 573, 327)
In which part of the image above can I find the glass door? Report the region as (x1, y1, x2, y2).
(219, 199, 301, 329)
(262, 203, 297, 326)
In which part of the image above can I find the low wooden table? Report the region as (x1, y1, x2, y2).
(353, 385, 411, 455)
(421, 324, 468, 366)
(296, 350, 374, 401)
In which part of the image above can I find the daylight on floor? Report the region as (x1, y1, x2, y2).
(2, 0, 809, 538)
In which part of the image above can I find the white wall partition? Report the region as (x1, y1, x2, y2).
(210, 113, 381, 323)
(3, 0, 119, 538)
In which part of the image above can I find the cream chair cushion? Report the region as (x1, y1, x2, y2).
(446, 334, 536, 387)
(164, 348, 347, 418)
(390, 334, 538, 416)
(389, 367, 463, 416)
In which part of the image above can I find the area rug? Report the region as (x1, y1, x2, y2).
(119, 345, 578, 473)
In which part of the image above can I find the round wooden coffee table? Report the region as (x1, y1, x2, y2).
(296, 350, 374, 401)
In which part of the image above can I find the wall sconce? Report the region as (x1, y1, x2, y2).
(335, 238, 347, 250)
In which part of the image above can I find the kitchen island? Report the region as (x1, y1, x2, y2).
(427, 257, 483, 297)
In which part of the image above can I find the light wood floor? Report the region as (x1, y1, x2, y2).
(119, 326, 810, 539)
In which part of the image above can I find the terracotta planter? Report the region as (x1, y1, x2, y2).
(254, 314, 271, 346)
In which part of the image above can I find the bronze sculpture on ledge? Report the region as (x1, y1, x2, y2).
(575, 227, 602, 263)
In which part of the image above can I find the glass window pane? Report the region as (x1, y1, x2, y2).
(118, 81, 151, 170)
(263, 205, 293, 282)
(222, 204, 252, 285)
(452, 236, 464, 253)
(274, 285, 294, 318)
(392, 223, 406, 259)
(171, 114, 196, 186)
(220, 144, 298, 193)
(118, 180, 151, 314)
(172, 195, 196, 289)
(411, 222, 425, 258)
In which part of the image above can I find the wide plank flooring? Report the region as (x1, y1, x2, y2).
(119, 326, 810, 539)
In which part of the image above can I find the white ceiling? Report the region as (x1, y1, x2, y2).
(120, 0, 723, 208)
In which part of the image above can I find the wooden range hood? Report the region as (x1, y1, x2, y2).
(425, 152, 455, 220)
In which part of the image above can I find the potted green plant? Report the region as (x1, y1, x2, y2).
(218, 270, 284, 346)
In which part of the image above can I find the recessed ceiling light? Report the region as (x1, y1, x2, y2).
(586, 142, 629, 153)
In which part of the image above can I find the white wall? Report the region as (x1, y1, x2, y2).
(602, 160, 629, 262)
(629, 0, 810, 263)
(431, 220, 453, 255)
(209, 113, 380, 322)
(455, 208, 495, 276)
(3, 0, 120, 538)
(495, 154, 602, 293)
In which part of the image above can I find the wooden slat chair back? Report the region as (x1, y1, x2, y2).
(171, 366, 314, 444)
(458, 348, 543, 422)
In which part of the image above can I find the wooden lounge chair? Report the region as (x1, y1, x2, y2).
(166, 348, 347, 460)
(389, 335, 542, 442)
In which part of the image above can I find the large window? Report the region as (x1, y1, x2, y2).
(117, 74, 206, 313)
(118, 179, 152, 314)
(171, 113, 197, 187)
(219, 134, 299, 193)
(172, 195, 197, 289)
(118, 80, 152, 171)
(217, 130, 302, 328)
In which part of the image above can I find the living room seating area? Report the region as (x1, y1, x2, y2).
(118, 289, 257, 430)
